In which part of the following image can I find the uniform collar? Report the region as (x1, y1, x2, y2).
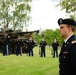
(64, 34, 74, 43)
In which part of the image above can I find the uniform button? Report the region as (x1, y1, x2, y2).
(64, 45, 67, 47)
(64, 56, 65, 58)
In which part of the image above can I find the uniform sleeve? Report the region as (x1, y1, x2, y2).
(32, 40, 35, 47)
(33, 40, 35, 45)
(45, 41, 47, 45)
(40, 42, 42, 47)
(57, 42, 59, 46)
(69, 43, 76, 74)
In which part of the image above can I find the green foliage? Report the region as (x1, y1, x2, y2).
(53, 29, 63, 45)
(59, 0, 76, 20)
(32, 33, 42, 44)
(0, 0, 31, 30)
(44, 29, 54, 45)
(32, 29, 63, 45)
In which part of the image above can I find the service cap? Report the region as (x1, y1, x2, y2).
(58, 18, 76, 27)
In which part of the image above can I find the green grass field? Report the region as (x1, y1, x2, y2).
(0, 46, 59, 75)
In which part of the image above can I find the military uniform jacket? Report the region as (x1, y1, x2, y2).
(16, 39, 23, 47)
(40, 41, 47, 49)
(52, 42, 59, 50)
(59, 35, 76, 75)
(27, 40, 35, 49)
(4, 35, 10, 45)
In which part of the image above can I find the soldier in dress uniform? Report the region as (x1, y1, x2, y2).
(40, 37, 47, 57)
(27, 36, 35, 56)
(3, 32, 10, 56)
(58, 18, 76, 75)
(16, 35, 23, 56)
(52, 38, 59, 58)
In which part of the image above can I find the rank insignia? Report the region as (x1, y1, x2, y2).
(72, 41, 76, 44)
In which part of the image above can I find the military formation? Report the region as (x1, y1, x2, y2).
(2, 33, 59, 58)
(0, 27, 40, 56)
(2, 34, 48, 57)
(2, 33, 35, 56)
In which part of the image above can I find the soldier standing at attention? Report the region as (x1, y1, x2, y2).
(40, 37, 47, 57)
(3, 32, 10, 56)
(16, 35, 23, 56)
(58, 18, 76, 75)
(27, 36, 35, 57)
(52, 38, 59, 58)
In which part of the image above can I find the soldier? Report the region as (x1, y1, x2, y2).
(58, 18, 76, 75)
(52, 38, 59, 58)
(3, 32, 10, 56)
(27, 36, 35, 56)
(40, 37, 47, 57)
(16, 35, 23, 56)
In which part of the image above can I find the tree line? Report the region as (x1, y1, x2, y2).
(32, 29, 63, 46)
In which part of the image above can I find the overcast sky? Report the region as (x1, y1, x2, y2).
(24, 0, 68, 31)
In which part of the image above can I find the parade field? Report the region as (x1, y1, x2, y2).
(0, 46, 59, 75)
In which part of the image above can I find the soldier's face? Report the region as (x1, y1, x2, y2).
(42, 38, 44, 41)
(29, 37, 32, 40)
(54, 39, 56, 42)
(59, 24, 69, 39)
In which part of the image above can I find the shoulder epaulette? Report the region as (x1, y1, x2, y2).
(72, 41, 76, 44)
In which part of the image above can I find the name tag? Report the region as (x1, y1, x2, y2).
(63, 52, 68, 54)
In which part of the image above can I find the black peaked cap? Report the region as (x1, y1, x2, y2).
(58, 18, 76, 27)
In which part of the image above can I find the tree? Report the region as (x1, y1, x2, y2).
(44, 29, 54, 45)
(0, 0, 31, 31)
(12, 0, 31, 30)
(32, 33, 42, 45)
(0, 0, 13, 28)
(53, 29, 63, 45)
(59, 0, 76, 20)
